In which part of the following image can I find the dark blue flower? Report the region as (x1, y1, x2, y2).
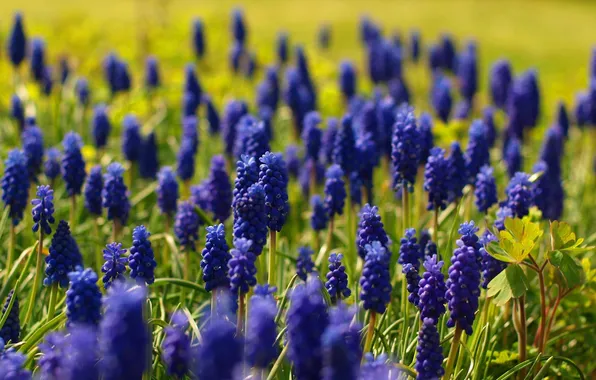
(296, 246, 315, 281)
(428, 44, 443, 72)
(480, 230, 506, 289)
(322, 117, 338, 164)
(418, 254, 447, 324)
(235, 115, 270, 160)
(99, 284, 149, 380)
(359, 354, 397, 380)
(233, 183, 268, 256)
(201, 224, 231, 292)
(440, 34, 457, 72)
(84, 166, 103, 216)
(44, 220, 79, 288)
(190, 180, 210, 211)
(7, 13, 27, 67)
(183, 64, 202, 107)
(447, 141, 467, 202)
(325, 253, 351, 303)
(276, 32, 289, 64)
(182, 116, 199, 154)
(204, 95, 220, 135)
(156, 167, 179, 216)
(339, 60, 357, 100)
(418, 112, 434, 165)
(246, 294, 278, 368)
(454, 100, 471, 120)
(333, 115, 357, 174)
(360, 241, 392, 314)
(415, 318, 445, 380)
(310, 195, 328, 233)
(432, 75, 453, 123)
(457, 51, 478, 103)
(474, 165, 498, 213)
(174, 201, 200, 251)
(446, 222, 482, 335)
(101, 242, 128, 289)
(233, 155, 259, 214)
(10, 94, 25, 130)
(302, 112, 323, 163)
(30, 38, 46, 82)
(182, 92, 198, 118)
(139, 131, 159, 180)
(231, 8, 247, 45)
(410, 30, 421, 62)
(555, 101, 570, 139)
(490, 59, 513, 109)
(574, 92, 590, 128)
(66, 268, 102, 326)
(31, 185, 55, 235)
(102, 163, 130, 225)
(284, 144, 301, 178)
(504, 137, 522, 178)
(206, 155, 233, 223)
(229, 42, 246, 73)
(321, 304, 362, 380)
(162, 312, 192, 378)
(192, 18, 206, 59)
(129, 225, 157, 285)
(356, 204, 390, 260)
(259, 152, 290, 231)
(222, 99, 249, 156)
(533, 160, 564, 221)
(122, 115, 142, 162)
(0, 290, 20, 344)
(75, 78, 90, 106)
(176, 140, 196, 182)
(391, 110, 421, 191)
(399, 228, 423, 306)
(38, 331, 66, 379)
(195, 317, 243, 380)
(503, 172, 534, 219)
(60, 326, 100, 380)
(465, 120, 491, 184)
(482, 106, 497, 148)
(324, 164, 346, 218)
(228, 238, 257, 296)
(91, 105, 111, 149)
(287, 277, 329, 380)
(22, 125, 44, 182)
(144, 56, 160, 89)
(424, 147, 450, 211)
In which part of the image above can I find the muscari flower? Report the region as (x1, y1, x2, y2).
(66, 268, 102, 326)
(399, 228, 423, 306)
(235, 116, 270, 160)
(10, 95, 25, 130)
(259, 152, 290, 231)
(91, 105, 111, 149)
(75, 78, 90, 106)
(205, 155, 233, 223)
(333, 115, 357, 174)
(222, 102, 250, 156)
(474, 165, 498, 213)
(360, 241, 392, 314)
(233, 183, 268, 256)
(323, 164, 346, 219)
(359, 353, 399, 380)
(428, 44, 443, 73)
(321, 304, 362, 380)
(246, 293, 278, 369)
(101, 242, 128, 289)
(0, 290, 20, 344)
(533, 160, 564, 221)
(84, 165, 103, 216)
(183, 64, 202, 108)
(447, 141, 467, 202)
(302, 111, 323, 163)
(502, 172, 534, 219)
(322, 117, 338, 164)
(139, 131, 159, 180)
(417, 254, 447, 324)
(276, 32, 289, 64)
(284, 144, 301, 178)
(59, 326, 100, 380)
(440, 33, 457, 72)
(61, 132, 87, 196)
(504, 137, 522, 178)
(30, 38, 46, 82)
(201, 224, 231, 292)
(555, 101, 570, 139)
(192, 18, 206, 58)
(479, 230, 506, 289)
(410, 29, 421, 62)
(490, 59, 513, 109)
(424, 147, 450, 211)
(415, 318, 445, 380)
(44, 220, 80, 288)
(231, 8, 247, 45)
(325, 253, 351, 303)
(99, 284, 150, 380)
(228, 238, 257, 296)
(432, 75, 453, 124)
(446, 222, 482, 335)
(22, 125, 44, 182)
(176, 140, 196, 182)
(122, 115, 142, 163)
(233, 155, 259, 215)
(465, 120, 491, 184)
(356, 204, 390, 260)
(31, 185, 55, 235)
(392, 111, 421, 191)
(182, 116, 199, 154)
(7, 13, 27, 67)
(339, 60, 357, 100)
(174, 201, 200, 251)
(296, 246, 316, 281)
(418, 112, 434, 165)
(144, 56, 160, 90)
(204, 95, 220, 135)
(482, 106, 498, 148)
(102, 162, 130, 225)
(38, 332, 66, 379)
(310, 194, 329, 232)
(195, 317, 243, 380)
(286, 277, 329, 380)
(457, 50, 478, 103)
(129, 225, 157, 285)
(156, 167, 179, 216)
(162, 312, 192, 378)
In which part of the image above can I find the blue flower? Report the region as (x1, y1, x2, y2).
(465, 120, 490, 183)
(222, 100, 249, 155)
(325, 253, 351, 303)
(0, 290, 20, 344)
(122, 115, 142, 162)
(246, 296, 278, 368)
(504, 137, 522, 178)
(38, 332, 66, 379)
(231, 8, 247, 45)
(44, 220, 79, 288)
(410, 30, 421, 62)
(102, 163, 130, 225)
(415, 318, 445, 379)
(176, 140, 196, 182)
(359, 353, 398, 380)
(183, 64, 202, 107)
(324, 164, 346, 219)
(233, 183, 268, 256)
(302, 111, 323, 163)
(162, 312, 192, 378)
(457, 51, 478, 103)
(446, 222, 482, 335)
(44, 148, 61, 181)
(474, 165, 498, 213)
(310, 195, 328, 232)
(321, 304, 362, 380)
(339, 60, 357, 100)
(129, 226, 157, 285)
(482, 106, 497, 148)
(418, 255, 447, 324)
(360, 241, 392, 314)
(174, 201, 200, 251)
(322, 117, 338, 164)
(61, 132, 87, 196)
(75, 78, 90, 106)
(201, 224, 231, 292)
(259, 152, 290, 231)
(84, 166, 103, 216)
(235, 116, 270, 160)
(91, 105, 111, 149)
(204, 95, 220, 135)
(204, 155, 233, 223)
(399, 228, 423, 306)
(195, 317, 243, 380)
(2, 150, 30, 226)
(29, 38, 45, 81)
(286, 278, 329, 380)
(192, 18, 206, 58)
(332, 115, 357, 174)
(66, 268, 102, 326)
(10, 94, 25, 130)
(7, 13, 27, 67)
(284, 144, 301, 178)
(424, 147, 450, 211)
(490, 59, 513, 109)
(502, 172, 535, 219)
(276, 32, 289, 64)
(480, 231, 506, 289)
(22, 125, 44, 182)
(99, 284, 149, 380)
(392, 111, 421, 191)
(447, 142, 467, 202)
(139, 131, 159, 180)
(432, 75, 453, 123)
(156, 167, 179, 216)
(228, 238, 257, 296)
(296, 246, 316, 281)
(31, 185, 55, 234)
(356, 204, 390, 260)
(59, 326, 100, 380)
(101, 242, 128, 289)
(144, 56, 160, 89)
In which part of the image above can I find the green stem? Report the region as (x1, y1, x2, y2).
(211, 288, 217, 318)
(443, 324, 463, 380)
(70, 195, 77, 230)
(317, 216, 334, 267)
(400, 276, 408, 351)
(363, 311, 377, 355)
(237, 292, 245, 336)
(5, 224, 15, 286)
(267, 343, 289, 380)
(94, 219, 102, 275)
(403, 185, 410, 232)
(309, 160, 317, 198)
(127, 161, 135, 191)
(163, 214, 171, 269)
(433, 208, 439, 245)
(24, 229, 45, 326)
(517, 296, 528, 378)
(47, 283, 58, 320)
(465, 186, 473, 221)
(112, 219, 121, 243)
(268, 230, 277, 287)
(346, 177, 355, 275)
(531, 256, 547, 354)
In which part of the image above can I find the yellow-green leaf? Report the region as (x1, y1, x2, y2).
(487, 264, 529, 306)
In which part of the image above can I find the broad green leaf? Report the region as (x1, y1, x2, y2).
(550, 251, 584, 288)
(491, 217, 543, 263)
(485, 241, 517, 263)
(550, 221, 595, 255)
(487, 264, 529, 306)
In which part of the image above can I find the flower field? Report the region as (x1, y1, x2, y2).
(0, 1, 595, 379)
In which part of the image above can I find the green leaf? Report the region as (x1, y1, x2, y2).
(485, 241, 517, 263)
(487, 264, 529, 306)
(0, 208, 10, 243)
(550, 221, 595, 255)
(152, 278, 207, 294)
(492, 217, 543, 263)
(550, 251, 584, 288)
(194, 205, 215, 226)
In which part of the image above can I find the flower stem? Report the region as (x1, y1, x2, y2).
(530, 255, 547, 354)
(309, 160, 317, 199)
(443, 324, 463, 380)
(211, 288, 217, 318)
(317, 216, 334, 266)
(5, 224, 16, 286)
(237, 292, 245, 336)
(163, 214, 171, 269)
(24, 229, 45, 326)
(346, 177, 355, 275)
(94, 218, 102, 274)
(515, 296, 528, 378)
(47, 283, 58, 321)
(112, 219, 121, 243)
(433, 207, 439, 245)
(363, 311, 377, 355)
(268, 230, 277, 288)
(403, 186, 410, 232)
(70, 195, 77, 230)
(267, 343, 289, 380)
